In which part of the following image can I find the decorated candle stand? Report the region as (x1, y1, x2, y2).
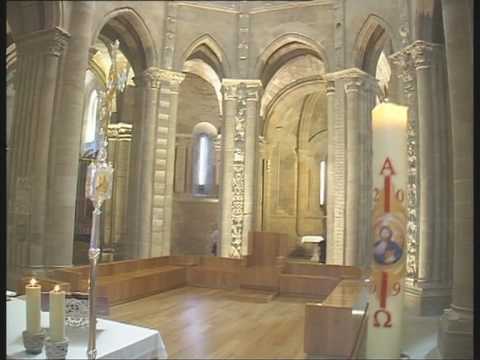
(366, 99, 408, 359)
(84, 38, 127, 360)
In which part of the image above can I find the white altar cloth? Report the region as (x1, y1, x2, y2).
(7, 298, 168, 359)
(301, 235, 325, 262)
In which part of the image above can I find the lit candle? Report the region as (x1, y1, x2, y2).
(49, 285, 66, 341)
(25, 278, 41, 334)
(366, 102, 408, 358)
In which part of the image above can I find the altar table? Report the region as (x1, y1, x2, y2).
(301, 235, 325, 262)
(7, 298, 168, 359)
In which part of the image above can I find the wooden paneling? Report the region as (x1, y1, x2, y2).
(304, 279, 367, 358)
(49, 257, 186, 305)
(279, 273, 339, 297)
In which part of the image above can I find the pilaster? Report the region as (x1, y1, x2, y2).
(220, 79, 262, 257)
(156, 69, 185, 256)
(390, 40, 452, 315)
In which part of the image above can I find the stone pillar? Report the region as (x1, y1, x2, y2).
(103, 123, 132, 261)
(220, 79, 262, 257)
(325, 80, 338, 263)
(7, 26, 70, 286)
(255, 135, 266, 232)
(44, 1, 95, 266)
(324, 69, 378, 267)
(438, 1, 473, 357)
(156, 70, 185, 256)
(344, 78, 362, 266)
(134, 67, 162, 258)
(390, 41, 452, 315)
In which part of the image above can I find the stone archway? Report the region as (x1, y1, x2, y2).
(260, 77, 327, 257)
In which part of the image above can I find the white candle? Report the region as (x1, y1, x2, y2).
(367, 102, 408, 359)
(49, 285, 66, 341)
(25, 278, 41, 334)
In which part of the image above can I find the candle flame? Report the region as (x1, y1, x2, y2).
(54, 285, 61, 292)
(30, 278, 37, 286)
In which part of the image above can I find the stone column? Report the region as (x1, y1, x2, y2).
(103, 123, 132, 261)
(391, 41, 452, 315)
(7, 27, 70, 285)
(220, 79, 262, 257)
(44, 1, 95, 266)
(324, 69, 378, 267)
(156, 70, 185, 256)
(243, 82, 262, 255)
(255, 135, 266, 232)
(344, 78, 362, 266)
(325, 80, 338, 263)
(135, 67, 162, 258)
(438, 1, 473, 357)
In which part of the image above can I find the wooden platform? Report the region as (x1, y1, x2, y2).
(225, 287, 278, 303)
(107, 286, 320, 359)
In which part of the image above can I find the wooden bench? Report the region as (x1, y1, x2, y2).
(279, 262, 362, 298)
(50, 257, 186, 305)
(186, 256, 242, 289)
(304, 279, 368, 358)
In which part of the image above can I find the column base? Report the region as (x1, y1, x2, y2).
(437, 307, 473, 359)
(404, 279, 451, 316)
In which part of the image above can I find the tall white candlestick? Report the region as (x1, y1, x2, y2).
(49, 285, 66, 341)
(366, 102, 408, 359)
(25, 278, 41, 334)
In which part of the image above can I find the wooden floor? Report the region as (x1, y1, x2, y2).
(107, 286, 324, 359)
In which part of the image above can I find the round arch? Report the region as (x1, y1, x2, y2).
(90, 7, 157, 75)
(263, 75, 326, 139)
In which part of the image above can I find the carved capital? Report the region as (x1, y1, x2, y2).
(107, 122, 133, 140)
(344, 79, 363, 93)
(410, 41, 434, 69)
(325, 67, 379, 95)
(326, 80, 336, 95)
(390, 50, 416, 98)
(159, 69, 185, 93)
(140, 67, 163, 89)
(222, 79, 263, 101)
(16, 26, 70, 58)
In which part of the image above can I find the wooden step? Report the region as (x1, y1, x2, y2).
(226, 288, 278, 303)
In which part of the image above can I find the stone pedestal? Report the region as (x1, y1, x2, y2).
(219, 79, 262, 257)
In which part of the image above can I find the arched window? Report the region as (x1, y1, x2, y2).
(85, 89, 99, 143)
(192, 122, 217, 197)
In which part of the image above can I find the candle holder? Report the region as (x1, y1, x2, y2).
(45, 336, 69, 359)
(22, 329, 46, 354)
